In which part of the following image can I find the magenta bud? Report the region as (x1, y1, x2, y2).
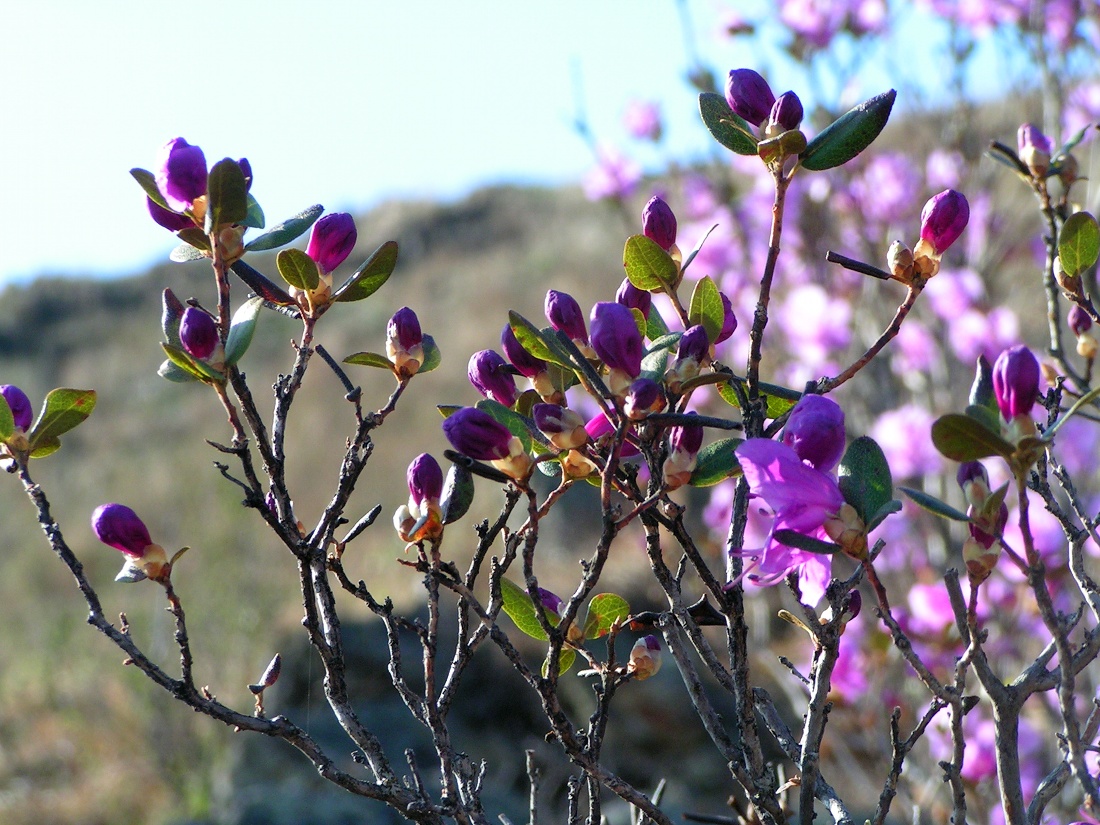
(668, 415, 704, 459)
(468, 350, 518, 407)
(156, 138, 207, 212)
(590, 302, 643, 379)
(1069, 305, 1092, 337)
(678, 325, 710, 363)
(179, 308, 220, 360)
(146, 197, 193, 232)
(91, 503, 154, 559)
(782, 394, 846, 473)
(388, 307, 423, 352)
(585, 412, 640, 458)
(623, 378, 666, 420)
(536, 587, 564, 617)
(545, 290, 588, 344)
(1, 384, 33, 431)
(992, 345, 1040, 420)
(768, 91, 804, 132)
(725, 68, 776, 127)
(715, 292, 738, 344)
(501, 324, 547, 378)
(969, 501, 1008, 549)
(642, 195, 677, 251)
(407, 453, 444, 507)
(306, 212, 357, 275)
(442, 407, 514, 461)
(616, 278, 652, 320)
(919, 190, 970, 256)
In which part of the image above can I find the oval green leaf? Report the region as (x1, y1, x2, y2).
(800, 90, 896, 171)
(624, 235, 678, 291)
(968, 354, 996, 413)
(130, 167, 169, 209)
(162, 288, 185, 348)
(276, 247, 320, 291)
(931, 413, 1015, 461)
(245, 204, 324, 252)
(0, 393, 14, 441)
(688, 276, 725, 343)
(335, 240, 399, 303)
(417, 334, 442, 375)
(508, 311, 571, 367)
(689, 437, 743, 487)
(27, 388, 97, 454)
(225, 296, 263, 366)
(440, 462, 475, 524)
(230, 260, 296, 307)
(646, 303, 670, 340)
(1059, 211, 1100, 278)
(773, 529, 839, 555)
(161, 344, 225, 383)
(241, 194, 265, 230)
(698, 92, 758, 155)
(343, 351, 395, 370)
(171, 231, 210, 261)
(838, 435, 893, 525)
(500, 578, 551, 641)
(158, 359, 198, 383)
(898, 486, 969, 522)
(717, 378, 799, 419)
(205, 158, 249, 231)
(582, 593, 630, 639)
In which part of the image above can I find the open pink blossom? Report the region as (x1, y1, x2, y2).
(733, 438, 845, 605)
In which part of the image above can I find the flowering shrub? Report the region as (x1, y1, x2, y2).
(4, 4, 1100, 825)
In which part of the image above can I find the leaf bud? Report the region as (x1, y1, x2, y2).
(1055, 256, 1084, 302)
(919, 189, 970, 257)
(1017, 123, 1051, 179)
(468, 350, 518, 408)
(642, 196, 677, 251)
(724, 68, 775, 128)
(248, 653, 282, 694)
(306, 212, 357, 275)
(887, 240, 915, 282)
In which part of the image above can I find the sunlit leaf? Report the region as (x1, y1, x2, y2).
(245, 204, 323, 251)
(931, 413, 1015, 461)
(276, 247, 320, 291)
(500, 578, 550, 641)
(225, 296, 263, 366)
(1059, 211, 1100, 278)
(624, 234, 678, 290)
(0, 394, 14, 441)
(343, 351, 395, 370)
(161, 344, 224, 383)
(688, 276, 725, 343)
(698, 92, 758, 155)
(334, 240, 399, 302)
(899, 486, 969, 522)
(689, 437, 743, 487)
(800, 90, 896, 171)
(27, 388, 97, 455)
(241, 194, 265, 229)
(582, 593, 630, 639)
(205, 158, 249, 231)
(838, 436, 893, 525)
(418, 334, 442, 375)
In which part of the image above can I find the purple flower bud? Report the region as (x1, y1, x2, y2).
(442, 407, 514, 461)
(642, 196, 677, 251)
(1069, 304, 1092, 336)
(623, 378, 666, 420)
(533, 403, 588, 450)
(179, 308, 220, 360)
(91, 503, 154, 559)
(782, 395, 846, 473)
(590, 302, 643, 379)
(628, 634, 662, 679)
(156, 138, 207, 212)
(501, 324, 547, 378)
(238, 157, 253, 190)
(585, 412, 640, 458)
(956, 461, 989, 491)
(468, 350, 518, 407)
(725, 68, 776, 127)
(146, 197, 193, 232)
(919, 190, 970, 256)
(536, 587, 564, 617)
(668, 415, 704, 458)
(407, 453, 444, 507)
(665, 412, 704, 490)
(968, 501, 1008, 549)
(768, 91, 804, 132)
(715, 292, 738, 344)
(388, 307, 423, 352)
(992, 345, 1040, 420)
(616, 278, 652, 320)
(678, 325, 710, 364)
(846, 590, 862, 620)
(545, 290, 588, 345)
(1017, 123, 1052, 177)
(306, 212, 357, 275)
(1, 384, 33, 431)
(264, 491, 278, 516)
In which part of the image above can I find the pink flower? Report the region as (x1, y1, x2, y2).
(733, 439, 845, 605)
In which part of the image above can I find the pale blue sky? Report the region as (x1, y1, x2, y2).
(0, 1, 1019, 286)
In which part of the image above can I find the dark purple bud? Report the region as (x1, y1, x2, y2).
(623, 378, 666, 419)
(388, 307, 423, 352)
(179, 308, 220, 360)
(91, 503, 153, 559)
(536, 587, 564, 617)
(715, 292, 738, 344)
(442, 407, 514, 461)
(407, 453, 444, 507)
(238, 157, 253, 190)
(668, 414, 704, 459)
(642, 196, 677, 251)
(768, 91, 804, 132)
(501, 323, 547, 378)
(306, 212, 357, 275)
(782, 394, 845, 472)
(264, 491, 278, 516)
(156, 138, 207, 212)
(146, 197, 193, 232)
(1069, 304, 1092, 336)
(1017, 123, 1052, 177)
(590, 302, 643, 379)
(1, 384, 33, 431)
(992, 345, 1040, 420)
(919, 190, 970, 256)
(616, 278, 652, 320)
(724, 68, 775, 127)
(678, 325, 710, 364)
(846, 590, 862, 620)
(545, 290, 588, 344)
(533, 403, 587, 449)
(468, 350, 518, 407)
(956, 461, 989, 491)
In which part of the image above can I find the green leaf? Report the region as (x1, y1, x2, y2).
(630, 307, 648, 340)
(689, 437, 743, 487)
(230, 260, 296, 307)
(475, 399, 536, 452)
(838, 436, 894, 525)
(931, 413, 1015, 461)
(241, 194, 265, 230)
(681, 223, 718, 274)
(418, 334, 442, 375)
(225, 296, 263, 366)
(161, 344, 225, 383)
(1059, 211, 1100, 277)
(985, 141, 1032, 179)
(335, 240, 399, 303)
(276, 247, 320, 291)
(800, 90, 896, 171)
(624, 234, 678, 291)
(688, 276, 725, 343)
(866, 499, 903, 531)
(158, 359, 198, 383)
(899, 486, 969, 522)
(500, 578, 551, 641)
(640, 346, 670, 382)
(1057, 123, 1094, 157)
(171, 233, 209, 262)
(130, 167, 169, 209)
(343, 351, 395, 370)
(440, 462, 474, 524)
(964, 404, 1002, 437)
(27, 389, 96, 454)
(646, 303, 670, 340)
(582, 593, 630, 639)
(0, 394, 14, 441)
(29, 438, 61, 459)
(717, 378, 799, 419)
(205, 158, 249, 231)
(542, 647, 577, 677)
(437, 405, 462, 419)
(698, 92, 758, 155)
(245, 204, 324, 251)
(773, 529, 839, 555)
(508, 311, 573, 367)
(968, 355, 997, 414)
(162, 288, 185, 348)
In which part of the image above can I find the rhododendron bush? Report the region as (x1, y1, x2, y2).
(5, 3, 1100, 824)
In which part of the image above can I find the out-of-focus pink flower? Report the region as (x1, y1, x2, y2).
(946, 306, 1020, 365)
(850, 153, 922, 228)
(923, 267, 985, 320)
(892, 319, 938, 374)
(869, 404, 942, 480)
(583, 146, 641, 201)
(623, 99, 663, 142)
(926, 149, 966, 190)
